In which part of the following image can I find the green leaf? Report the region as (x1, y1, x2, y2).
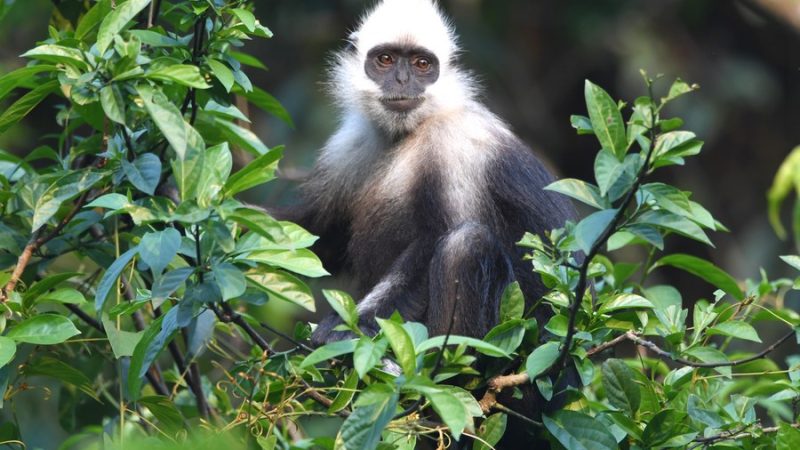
(247, 269, 315, 312)
(320, 290, 357, 329)
(484, 320, 526, 355)
(354, 336, 388, 378)
(329, 370, 359, 414)
(95, 246, 139, 311)
(246, 249, 329, 278)
(525, 341, 560, 380)
(767, 147, 800, 239)
(100, 84, 126, 125)
(128, 29, 183, 47)
(37, 288, 86, 305)
(300, 339, 357, 368)
(641, 409, 689, 446)
(653, 131, 703, 160)
(0, 337, 16, 369)
(404, 377, 471, 440)
(593, 149, 623, 196)
(75, 0, 113, 40)
(0, 65, 56, 103)
(86, 193, 131, 210)
(32, 170, 106, 232)
(231, 8, 256, 32)
(122, 153, 161, 195)
(585, 80, 627, 160)
(473, 413, 507, 450)
(545, 178, 606, 210)
(137, 84, 198, 159)
(23, 356, 95, 398)
(20, 45, 88, 70)
(707, 320, 762, 343)
(96, 0, 152, 55)
(139, 228, 180, 277)
(6, 314, 80, 345)
(652, 254, 744, 300)
(428, 388, 469, 440)
(102, 317, 143, 358)
(337, 391, 398, 450)
(780, 255, 800, 272)
(416, 335, 508, 358)
(146, 65, 211, 89)
(0, 80, 59, 135)
(172, 142, 232, 206)
(543, 410, 618, 450)
(778, 423, 800, 450)
(599, 293, 653, 314)
(683, 346, 731, 377)
(636, 210, 713, 247)
(213, 117, 270, 155)
(151, 267, 193, 308)
(601, 359, 640, 415)
(138, 396, 183, 434)
(575, 209, 617, 254)
(223, 146, 283, 196)
(207, 58, 234, 92)
(499, 281, 524, 321)
(21, 272, 82, 307)
(211, 263, 246, 301)
(231, 51, 267, 70)
(236, 86, 294, 128)
(377, 318, 416, 377)
(570, 115, 593, 135)
(663, 78, 698, 104)
(127, 313, 167, 399)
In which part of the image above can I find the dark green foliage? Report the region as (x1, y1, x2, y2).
(0, 2, 798, 450)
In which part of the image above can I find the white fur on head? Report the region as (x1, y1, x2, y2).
(328, 0, 476, 135)
(353, 0, 458, 63)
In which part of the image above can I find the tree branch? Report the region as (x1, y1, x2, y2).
(1, 190, 96, 302)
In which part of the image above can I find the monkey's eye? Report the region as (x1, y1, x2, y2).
(415, 58, 431, 71)
(377, 54, 393, 66)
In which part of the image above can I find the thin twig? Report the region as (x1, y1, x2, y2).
(1, 190, 95, 302)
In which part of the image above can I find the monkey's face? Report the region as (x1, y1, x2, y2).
(364, 44, 440, 115)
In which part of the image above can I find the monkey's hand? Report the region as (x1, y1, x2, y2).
(310, 314, 379, 347)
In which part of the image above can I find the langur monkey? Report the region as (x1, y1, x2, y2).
(291, 0, 575, 353)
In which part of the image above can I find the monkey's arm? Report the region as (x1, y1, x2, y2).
(311, 241, 430, 345)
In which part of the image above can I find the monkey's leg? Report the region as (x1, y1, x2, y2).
(426, 222, 515, 338)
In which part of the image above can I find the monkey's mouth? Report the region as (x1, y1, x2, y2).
(381, 96, 424, 113)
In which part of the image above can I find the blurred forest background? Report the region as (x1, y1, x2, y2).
(1, 0, 799, 337)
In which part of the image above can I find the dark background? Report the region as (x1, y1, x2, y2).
(1, 0, 799, 330)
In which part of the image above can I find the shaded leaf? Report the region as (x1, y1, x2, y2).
(652, 254, 744, 300)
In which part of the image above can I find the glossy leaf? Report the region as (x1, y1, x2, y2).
(377, 318, 417, 377)
(575, 209, 617, 254)
(525, 341, 560, 380)
(652, 254, 744, 300)
(585, 80, 627, 159)
(147, 65, 211, 89)
(122, 153, 161, 195)
(97, 0, 152, 55)
(545, 178, 606, 210)
(6, 314, 80, 345)
(543, 410, 618, 450)
(139, 228, 181, 277)
(354, 336, 388, 378)
(95, 246, 139, 311)
(300, 339, 357, 368)
(0, 337, 16, 369)
(601, 359, 640, 415)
